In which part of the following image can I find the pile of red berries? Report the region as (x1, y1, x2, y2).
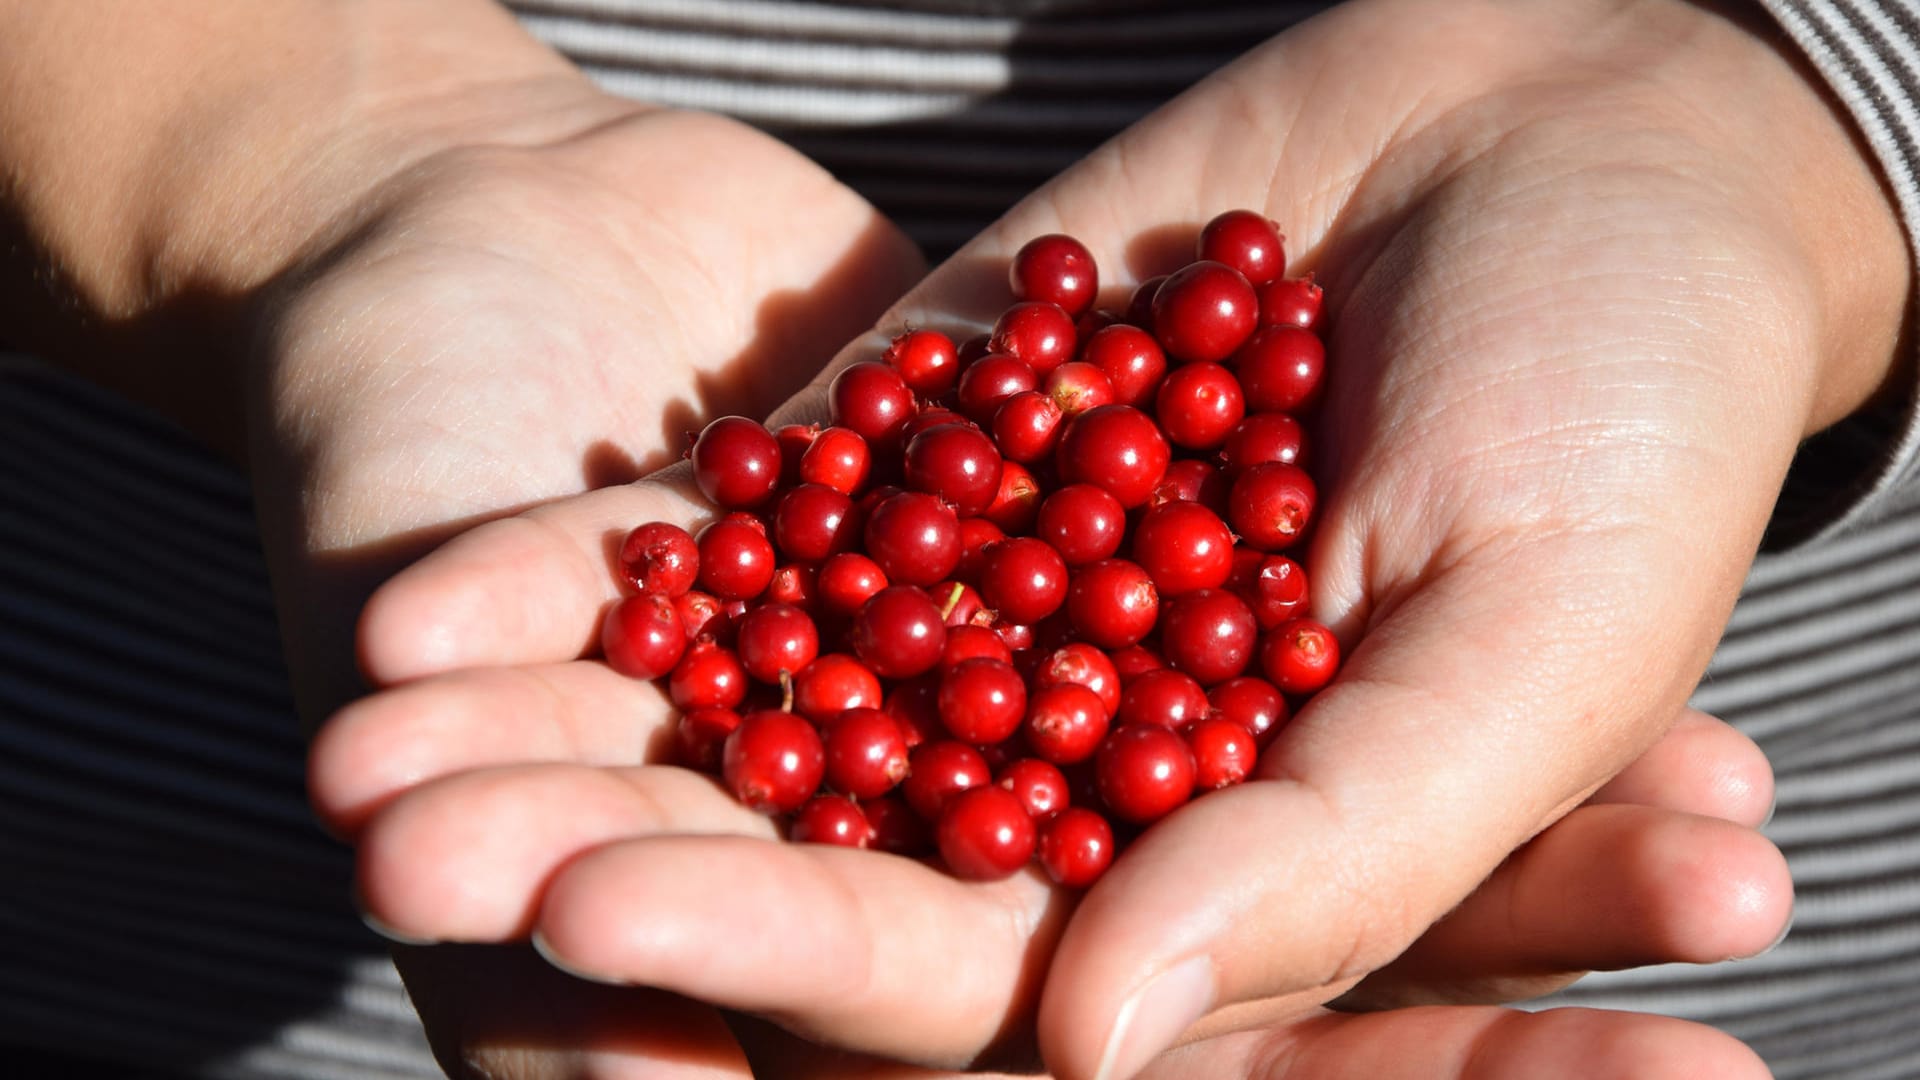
(601, 210, 1339, 885)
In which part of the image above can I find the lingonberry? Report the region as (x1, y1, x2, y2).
(905, 422, 1004, 519)
(1149, 458, 1232, 516)
(1024, 682, 1111, 764)
(864, 793, 932, 854)
(772, 482, 858, 564)
(798, 425, 872, 495)
(936, 785, 1037, 881)
(1096, 724, 1197, 824)
(695, 519, 776, 601)
(1109, 643, 1167, 684)
(997, 757, 1071, 820)
(1260, 617, 1340, 695)
(983, 461, 1041, 534)
(1243, 554, 1310, 629)
(955, 517, 1007, 580)
(933, 579, 988, 627)
(1038, 806, 1115, 888)
(1079, 323, 1167, 408)
(601, 592, 687, 679)
(1116, 668, 1210, 730)
(989, 301, 1078, 375)
(977, 537, 1069, 625)
(1077, 307, 1123, 338)
(883, 328, 961, 397)
(992, 390, 1064, 464)
(956, 353, 1039, 424)
(817, 552, 889, 616)
(791, 653, 883, 723)
(1197, 209, 1286, 286)
(734, 602, 819, 685)
(791, 793, 875, 847)
(956, 332, 993, 366)
(822, 706, 911, 798)
(863, 491, 961, 587)
(690, 416, 783, 510)
(1220, 412, 1306, 473)
(766, 563, 817, 613)
(991, 617, 1035, 652)
(1043, 361, 1116, 418)
(669, 639, 748, 711)
(902, 739, 991, 820)
(1065, 558, 1159, 649)
(1207, 675, 1289, 748)
(942, 623, 1014, 671)
(1228, 461, 1317, 551)
(675, 589, 730, 643)
(1125, 275, 1167, 331)
(723, 709, 825, 815)
(884, 672, 944, 747)
(618, 522, 699, 597)
(939, 657, 1028, 745)
(829, 361, 916, 449)
(676, 706, 742, 772)
(900, 406, 976, 446)
(1155, 360, 1246, 450)
(1187, 716, 1258, 789)
(852, 585, 948, 679)
(1036, 483, 1126, 566)
(773, 422, 819, 488)
(1056, 404, 1171, 509)
(1033, 641, 1122, 717)
(1010, 233, 1099, 317)
(1158, 588, 1258, 685)
(1129, 500, 1235, 596)
(1232, 326, 1325, 414)
(1257, 275, 1323, 331)
(1151, 260, 1258, 364)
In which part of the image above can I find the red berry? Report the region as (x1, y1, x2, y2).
(1151, 261, 1258, 364)
(1110, 643, 1168, 684)
(772, 483, 858, 563)
(956, 353, 1039, 425)
(1080, 323, 1168, 408)
(883, 328, 961, 397)
(863, 491, 961, 586)
(936, 785, 1037, 881)
(817, 552, 889, 616)
(1256, 275, 1323, 332)
(1187, 716, 1258, 789)
(983, 461, 1042, 534)
(1228, 462, 1317, 551)
(1038, 807, 1115, 888)
(956, 516, 1008, 580)
(900, 406, 976, 446)
(1116, 668, 1210, 730)
(689, 417, 783, 510)
(1125, 274, 1167, 331)
(1158, 588, 1258, 685)
(1260, 618, 1340, 695)
(1130, 501, 1235, 596)
(1232, 326, 1325, 413)
(1036, 483, 1127, 566)
(1149, 458, 1231, 516)
(992, 390, 1064, 464)
(695, 519, 776, 601)
(1243, 554, 1310, 630)
(765, 562, 818, 610)
(1155, 361, 1246, 450)
(723, 709, 825, 815)
(675, 589, 730, 643)
(1096, 724, 1197, 824)
(1208, 675, 1289, 748)
(865, 793, 932, 854)
(932, 579, 988, 627)
(773, 423, 819, 488)
(1220, 412, 1306, 473)
(1033, 641, 1123, 717)
(1197, 209, 1286, 286)
(791, 653, 883, 723)
(976, 537, 1069, 625)
(905, 423, 1004, 518)
(989, 301, 1078, 375)
(1065, 558, 1159, 649)
(1010, 233, 1099, 318)
(939, 657, 1029, 745)
(1024, 682, 1111, 764)
(852, 585, 948, 679)
(1043, 361, 1116, 417)
(734, 602, 819, 685)
(601, 592, 687, 679)
(997, 758, 1071, 820)
(798, 425, 872, 495)
(942, 623, 1014, 671)
(669, 640, 748, 710)
(617, 522, 699, 597)
(791, 794, 874, 847)
(1056, 404, 1171, 509)
(675, 706, 742, 772)
(884, 673, 944, 747)
(902, 739, 991, 819)
(829, 361, 916, 449)
(823, 706, 911, 798)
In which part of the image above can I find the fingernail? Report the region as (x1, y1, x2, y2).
(360, 911, 440, 947)
(531, 929, 624, 985)
(1094, 955, 1215, 1080)
(1761, 795, 1777, 829)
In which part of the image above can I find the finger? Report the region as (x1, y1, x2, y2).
(531, 834, 1070, 1070)
(353, 762, 775, 944)
(309, 659, 681, 836)
(1137, 1005, 1769, 1080)
(1337, 803, 1791, 1009)
(1585, 708, 1773, 825)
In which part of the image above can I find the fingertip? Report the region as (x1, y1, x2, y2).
(1634, 815, 1794, 964)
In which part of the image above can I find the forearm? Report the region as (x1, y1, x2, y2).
(0, 0, 608, 455)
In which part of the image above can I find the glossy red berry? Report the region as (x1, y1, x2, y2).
(1033, 641, 1122, 717)
(1024, 682, 1111, 764)
(772, 483, 858, 564)
(1149, 458, 1231, 516)
(1243, 554, 1310, 630)
(989, 301, 1078, 375)
(1096, 724, 1196, 824)
(765, 563, 817, 610)
(883, 328, 961, 397)
(817, 552, 888, 616)
(976, 537, 1069, 625)
(798, 426, 872, 495)
(617, 522, 698, 597)
(942, 623, 1014, 671)
(1257, 275, 1323, 331)
(791, 653, 883, 723)
(695, 519, 776, 601)
(1155, 361, 1246, 450)
(956, 353, 1039, 425)
(1056, 405, 1171, 509)
(1197, 209, 1286, 286)
(884, 673, 944, 748)
(1228, 462, 1317, 551)
(1043, 361, 1116, 418)
(1065, 558, 1159, 649)
(1130, 501, 1235, 596)
(1116, 668, 1210, 730)
(822, 706, 911, 798)
(1188, 716, 1258, 789)
(955, 516, 1008, 580)
(791, 794, 875, 847)
(1038, 807, 1114, 888)
(1125, 274, 1167, 330)
(773, 423, 819, 487)
(863, 491, 961, 587)
(734, 602, 819, 685)
(1232, 326, 1326, 414)
(690, 416, 782, 510)
(601, 592, 687, 679)
(675, 589, 730, 643)
(829, 361, 916, 449)
(937, 785, 1037, 881)
(997, 757, 1071, 820)
(905, 422, 1004, 518)
(902, 739, 991, 820)
(669, 640, 748, 710)
(1109, 643, 1167, 684)
(852, 585, 948, 679)
(676, 706, 742, 772)
(723, 709, 825, 815)
(1080, 323, 1168, 408)
(1151, 260, 1258, 364)
(1158, 588, 1258, 685)
(932, 579, 988, 627)
(1260, 618, 1341, 695)
(939, 657, 1028, 745)
(1010, 233, 1099, 317)
(1036, 483, 1127, 566)
(1220, 412, 1306, 473)
(992, 390, 1064, 464)
(1208, 676, 1289, 748)
(983, 461, 1041, 534)
(865, 793, 932, 854)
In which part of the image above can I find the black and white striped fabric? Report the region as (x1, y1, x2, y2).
(3, 1, 1919, 1077)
